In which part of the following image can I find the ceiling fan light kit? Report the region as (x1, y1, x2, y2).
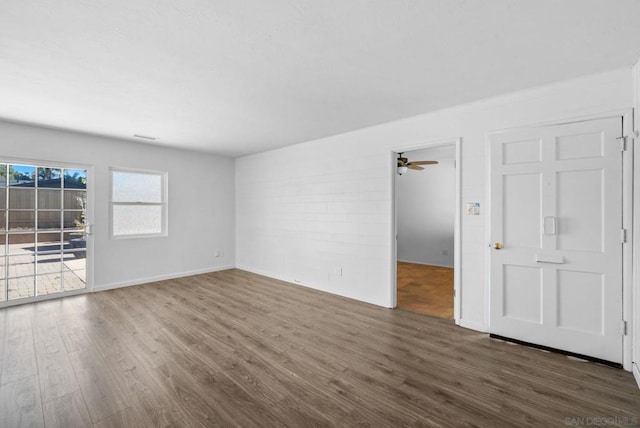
(396, 152, 438, 175)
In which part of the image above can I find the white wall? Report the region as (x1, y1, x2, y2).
(0, 120, 235, 290)
(236, 68, 633, 332)
(397, 146, 455, 267)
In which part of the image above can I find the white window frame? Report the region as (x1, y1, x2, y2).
(109, 167, 168, 239)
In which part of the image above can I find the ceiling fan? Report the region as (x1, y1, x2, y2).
(397, 152, 438, 175)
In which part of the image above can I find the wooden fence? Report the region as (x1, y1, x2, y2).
(1, 189, 86, 230)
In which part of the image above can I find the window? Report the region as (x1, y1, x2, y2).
(110, 168, 167, 238)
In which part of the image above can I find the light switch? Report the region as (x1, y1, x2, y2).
(466, 202, 480, 215)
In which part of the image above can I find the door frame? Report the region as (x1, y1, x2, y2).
(390, 137, 462, 323)
(486, 110, 634, 371)
(0, 155, 94, 309)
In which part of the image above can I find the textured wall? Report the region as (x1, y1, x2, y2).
(236, 68, 633, 332)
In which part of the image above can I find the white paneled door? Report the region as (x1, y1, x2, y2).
(489, 116, 624, 364)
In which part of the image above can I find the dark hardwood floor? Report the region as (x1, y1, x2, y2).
(1, 269, 639, 427)
(397, 262, 454, 319)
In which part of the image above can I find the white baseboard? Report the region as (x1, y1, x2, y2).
(458, 318, 488, 333)
(397, 259, 454, 269)
(633, 363, 640, 391)
(93, 265, 235, 292)
(236, 264, 301, 288)
(236, 264, 390, 308)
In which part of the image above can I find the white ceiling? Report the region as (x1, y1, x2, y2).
(1, 1, 640, 157)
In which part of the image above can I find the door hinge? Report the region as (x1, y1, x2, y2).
(617, 136, 627, 151)
(621, 320, 628, 336)
(621, 229, 627, 243)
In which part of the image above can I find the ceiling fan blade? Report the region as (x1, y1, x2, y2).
(408, 160, 438, 166)
(408, 165, 424, 170)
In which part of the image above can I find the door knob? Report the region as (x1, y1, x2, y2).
(493, 242, 503, 250)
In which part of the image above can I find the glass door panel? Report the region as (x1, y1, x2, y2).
(0, 162, 89, 304)
(37, 232, 62, 253)
(38, 189, 61, 209)
(8, 233, 35, 254)
(63, 269, 86, 291)
(37, 274, 62, 295)
(38, 211, 62, 230)
(8, 277, 35, 300)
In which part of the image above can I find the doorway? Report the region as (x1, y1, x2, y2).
(488, 115, 630, 365)
(394, 142, 460, 320)
(1, 160, 90, 307)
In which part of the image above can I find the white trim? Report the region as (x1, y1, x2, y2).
(622, 111, 634, 372)
(391, 138, 463, 325)
(93, 265, 234, 292)
(0, 155, 92, 170)
(632, 60, 639, 387)
(389, 150, 398, 308)
(397, 259, 454, 269)
(236, 265, 388, 307)
(484, 131, 492, 331)
(236, 265, 305, 289)
(486, 108, 634, 136)
(458, 318, 488, 333)
(453, 139, 463, 324)
(634, 60, 640, 385)
(110, 231, 168, 240)
(0, 287, 88, 309)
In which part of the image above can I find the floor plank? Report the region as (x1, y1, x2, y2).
(0, 308, 5, 385)
(104, 347, 185, 427)
(93, 407, 145, 428)
(0, 375, 44, 428)
(68, 347, 130, 424)
(33, 325, 80, 403)
(42, 390, 92, 428)
(1, 310, 38, 386)
(0, 268, 638, 427)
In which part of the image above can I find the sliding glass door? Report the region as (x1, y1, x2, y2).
(1, 161, 89, 305)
